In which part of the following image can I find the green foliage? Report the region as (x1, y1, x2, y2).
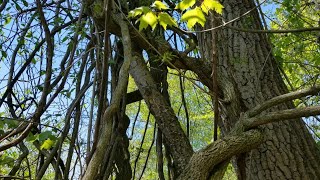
(181, 7, 206, 29)
(270, 1, 320, 88)
(268, 1, 320, 143)
(128, 0, 224, 30)
(128, 6, 151, 18)
(0, 117, 18, 129)
(129, 3, 177, 31)
(38, 131, 56, 141)
(152, 1, 169, 10)
(0, 156, 15, 167)
(176, 0, 224, 29)
(201, 0, 224, 14)
(40, 138, 54, 150)
(158, 12, 178, 29)
(166, 70, 214, 148)
(175, 0, 196, 11)
(139, 11, 158, 31)
(160, 51, 177, 63)
(26, 130, 57, 150)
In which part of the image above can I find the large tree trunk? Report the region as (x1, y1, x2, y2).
(198, 0, 320, 179)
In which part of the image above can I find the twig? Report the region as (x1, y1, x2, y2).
(133, 112, 151, 179)
(138, 122, 157, 180)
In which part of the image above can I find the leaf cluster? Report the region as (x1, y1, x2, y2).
(128, 0, 224, 30)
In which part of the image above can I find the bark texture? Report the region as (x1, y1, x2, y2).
(129, 53, 194, 175)
(198, 0, 320, 179)
(178, 129, 263, 180)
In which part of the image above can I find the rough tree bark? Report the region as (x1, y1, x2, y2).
(129, 53, 194, 175)
(197, 0, 320, 179)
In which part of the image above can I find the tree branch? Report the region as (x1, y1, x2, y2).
(82, 9, 132, 180)
(178, 130, 263, 180)
(245, 106, 320, 129)
(129, 53, 193, 175)
(226, 25, 320, 34)
(248, 85, 320, 117)
(0, 0, 8, 14)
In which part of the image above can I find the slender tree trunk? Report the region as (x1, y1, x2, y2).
(198, 0, 320, 179)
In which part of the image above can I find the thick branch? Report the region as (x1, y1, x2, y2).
(126, 90, 142, 104)
(178, 86, 320, 179)
(248, 85, 320, 117)
(245, 106, 320, 129)
(178, 130, 263, 180)
(226, 25, 320, 33)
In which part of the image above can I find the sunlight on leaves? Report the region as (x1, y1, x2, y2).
(181, 7, 206, 29)
(128, 6, 151, 18)
(152, 1, 169, 10)
(201, 0, 224, 15)
(175, 0, 196, 11)
(40, 138, 54, 150)
(158, 12, 178, 30)
(139, 11, 158, 31)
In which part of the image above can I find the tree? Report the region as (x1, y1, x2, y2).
(196, 1, 320, 179)
(0, 0, 319, 179)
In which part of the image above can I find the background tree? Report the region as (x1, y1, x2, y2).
(0, 0, 319, 179)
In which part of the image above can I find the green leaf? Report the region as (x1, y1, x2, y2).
(61, 36, 69, 43)
(128, 6, 151, 18)
(40, 138, 54, 150)
(38, 131, 53, 141)
(161, 51, 177, 62)
(15, 3, 22, 11)
(4, 15, 11, 25)
(1, 50, 7, 59)
(158, 12, 177, 30)
(201, 0, 224, 14)
(36, 85, 43, 91)
(175, 0, 196, 11)
(22, 0, 29, 7)
(152, 1, 169, 10)
(3, 118, 19, 128)
(40, 70, 46, 76)
(31, 58, 37, 64)
(0, 156, 15, 166)
(26, 31, 33, 38)
(181, 7, 206, 29)
(0, 118, 5, 129)
(139, 11, 158, 31)
(26, 132, 38, 142)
